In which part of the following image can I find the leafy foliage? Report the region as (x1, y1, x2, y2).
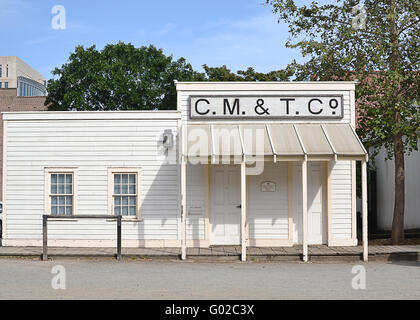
(266, 0, 419, 243)
(266, 0, 420, 158)
(46, 42, 201, 110)
(201, 64, 295, 81)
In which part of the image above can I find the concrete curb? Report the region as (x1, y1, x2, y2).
(0, 252, 418, 262)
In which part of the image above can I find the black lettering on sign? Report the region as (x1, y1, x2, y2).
(308, 98, 323, 115)
(195, 99, 210, 115)
(280, 98, 295, 115)
(329, 98, 339, 115)
(224, 99, 240, 115)
(255, 99, 270, 115)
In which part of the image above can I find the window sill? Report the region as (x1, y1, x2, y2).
(106, 218, 143, 222)
(48, 218, 78, 222)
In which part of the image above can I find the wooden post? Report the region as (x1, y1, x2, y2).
(362, 159, 368, 262)
(42, 215, 48, 261)
(302, 159, 308, 262)
(181, 160, 187, 260)
(326, 161, 332, 245)
(241, 161, 247, 262)
(117, 215, 122, 261)
(287, 162, 293, 243)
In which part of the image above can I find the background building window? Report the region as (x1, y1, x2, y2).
(50, 173, 73, 215)
(4, 82, 8, 88)
(113, 173, 137, 216)
(6, 64, 8, 77)
(0, 65, 2, 77)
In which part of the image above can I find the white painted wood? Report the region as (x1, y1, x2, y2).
(4, 117, 180, 243)
(175, 81, 356, 92)
(4, 82, 358, 248)
(307, 162, 327, 244)
(302, 159, 308, 262)
(374, 141, 420, 229)
(2, 120, 7, 239)
(330, 160, 352, 239)
(186, 164, 206, 240)
(248, 162, 289, 239)
(3, 111, 181, 121)
(241, 161, 247, 262)
(210, 165, 241, 245)
(181, 160, 187, 260)
(362, 160, 368, 262)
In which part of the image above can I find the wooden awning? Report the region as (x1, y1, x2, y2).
(183, 123, 367, 161)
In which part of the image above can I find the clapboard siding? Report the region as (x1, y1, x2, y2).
(248, 162, 289, 239)
(186, 164, 206, 240)
(4, 116, 182, 242)
(330, 160, 352, 239)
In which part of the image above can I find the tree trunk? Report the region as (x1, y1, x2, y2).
(391, 134, 405, 244)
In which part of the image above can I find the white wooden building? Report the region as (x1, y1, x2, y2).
(1, 82, 369, 261)
(374, 139, 420, 230)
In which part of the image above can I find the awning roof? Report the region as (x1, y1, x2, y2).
(183, 123, 367, 161)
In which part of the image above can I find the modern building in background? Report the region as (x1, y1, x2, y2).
(0, 56, 46, 97)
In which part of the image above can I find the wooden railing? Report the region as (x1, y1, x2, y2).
(42, 215, 122, 261)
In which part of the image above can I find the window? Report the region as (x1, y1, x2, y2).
(0, 82, 2, 88)
(45, 168, 78, 216)
(50, 173, 73, 215)
(6, 64, 8, 77)
(0, 65, 2, 77)
(4, 82, 8, 89)
(108, 168, 141, 218)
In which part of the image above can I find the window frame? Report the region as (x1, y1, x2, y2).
(44, 168, 78, 216)
(108, 167, 142, 220)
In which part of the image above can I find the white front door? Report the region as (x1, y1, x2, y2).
(210, 165, 241, 245)
(307, 162, 326, 244)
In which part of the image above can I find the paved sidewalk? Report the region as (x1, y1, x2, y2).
(0, 245, 419, 261)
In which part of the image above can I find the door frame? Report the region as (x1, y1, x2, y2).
(307, 161, 327, 244)
(209, 164, 241, 245)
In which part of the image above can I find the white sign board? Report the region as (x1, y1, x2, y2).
(190, 95, 343, 119)
(261, 181, 276, 192)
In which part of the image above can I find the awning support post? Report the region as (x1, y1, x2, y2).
(181, 159, 187, 260)
(362, 159, 368, 262)
(241, 161, 247, 262)
(302, 159, 308, 262)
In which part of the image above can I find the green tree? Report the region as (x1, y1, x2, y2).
(46, 42, 200, 110)
(201, 64, 294, 81)
(267, 0, 419, 243)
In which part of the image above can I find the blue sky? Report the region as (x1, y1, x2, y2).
(0, 0, 305, 80)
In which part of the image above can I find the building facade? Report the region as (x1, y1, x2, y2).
(0, 56, 46, 96)
(0, 88, 46, 199)
(1, 82, 369, 261)
(373, 139, 420, 230)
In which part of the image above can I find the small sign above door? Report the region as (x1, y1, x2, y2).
(190, 95, 343, 119)
(261, 181, 276, 192)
